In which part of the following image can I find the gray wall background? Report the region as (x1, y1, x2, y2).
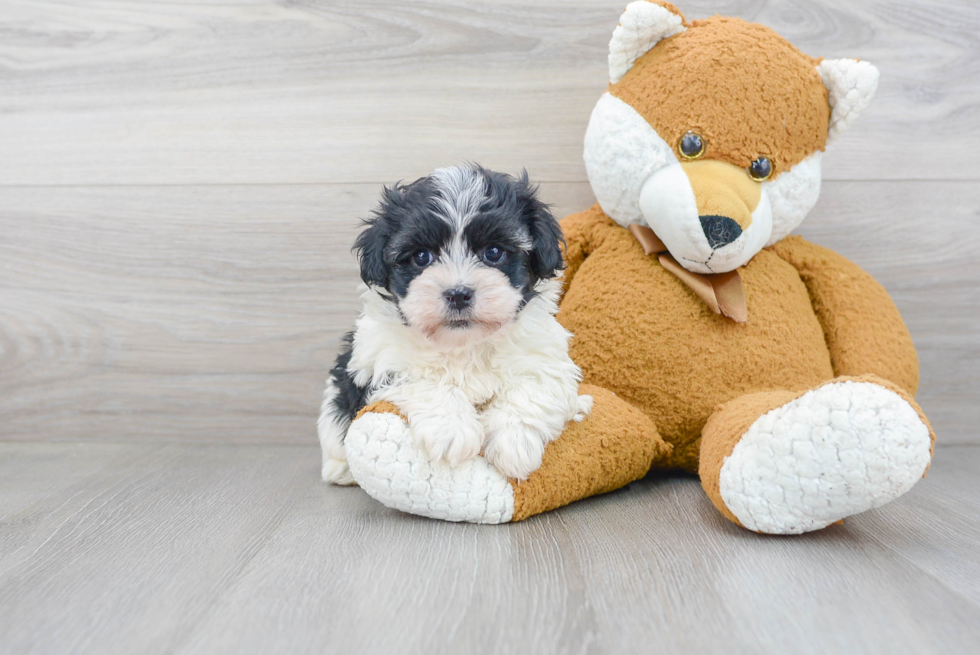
(1, 0, 977, 445)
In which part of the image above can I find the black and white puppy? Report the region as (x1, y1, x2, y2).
(318, 164, 592, 484)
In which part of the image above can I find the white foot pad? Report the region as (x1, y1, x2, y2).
(718, 381, 932, 534)
(345, 411, 515, 524)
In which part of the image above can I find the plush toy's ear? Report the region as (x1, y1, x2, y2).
(608, 1, 687, 84)
(817, 59, 880, 142)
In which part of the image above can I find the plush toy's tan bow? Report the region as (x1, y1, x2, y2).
(628, 224, 748, 323)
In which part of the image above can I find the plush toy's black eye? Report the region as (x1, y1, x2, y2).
(412, 250, 433, 267)
(482, 245, 505, 264)
(678, 132, 706, 159)
(748, 157, 773, 181)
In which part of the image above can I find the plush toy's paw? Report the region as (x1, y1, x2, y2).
(344, 405, 515, 524)
(482, 420, 548, 482)
(573, 394, 594, 422)
(717, 379, 933, 534)
(411, 411, 484, 467)
(322, 456, 356, 486)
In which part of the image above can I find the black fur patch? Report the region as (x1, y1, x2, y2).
(328, 332, 371, 441)
(353, 176, 453, 299)
(353, 165, 564, 302)
(464, 168, 565, 301)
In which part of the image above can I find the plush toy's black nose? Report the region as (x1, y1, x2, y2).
(444, 287, 474, 311)
(700, 215, 743, 249)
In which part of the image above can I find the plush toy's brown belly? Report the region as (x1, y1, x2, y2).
(558, 228, 834, 472)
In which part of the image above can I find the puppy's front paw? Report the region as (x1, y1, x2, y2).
(322, 457, 357, 486)
(411, 412, 484, 466)
(482, 417, 547, 481)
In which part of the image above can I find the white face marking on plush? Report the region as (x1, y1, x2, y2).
(585, 93, 825, 273)
(584, 93, 678, 226)
(764, 151, 823, 246)
(638, 166, 773, 273)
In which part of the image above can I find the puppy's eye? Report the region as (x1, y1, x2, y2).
(678, 132, 706, 160)
(412, 250, 433, 267)
(482, 246, 505, 264)
(748, 157, 773, 181)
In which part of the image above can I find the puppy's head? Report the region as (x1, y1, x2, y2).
(354, 165, 564, 349)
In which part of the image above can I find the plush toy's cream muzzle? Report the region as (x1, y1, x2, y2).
(639, 159, 773, 274)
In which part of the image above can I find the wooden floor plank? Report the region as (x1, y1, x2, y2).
(856, 450, 980, 608)
(0, 0, 977, 185)
(0, 443, 312, 655)
(1, 181, 975, 445)
(0, 443, 977, 655)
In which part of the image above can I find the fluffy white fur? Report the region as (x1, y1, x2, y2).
(318, 224, 592, 484)
(399, 261, 524, 349)
(317, 378, 357, 485)
(357, 279, 587, 480)
(321, 166, 595, 483)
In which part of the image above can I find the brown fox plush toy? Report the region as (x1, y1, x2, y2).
(341, 1, 935, 533)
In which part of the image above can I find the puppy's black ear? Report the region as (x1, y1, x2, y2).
(517, 171, 565, 280)
(352, 186, 396, 289)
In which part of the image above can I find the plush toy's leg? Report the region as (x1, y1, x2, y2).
(343, 384, 670, 523)
(507, 385, 670, 521)
(699, 375, 935, 534)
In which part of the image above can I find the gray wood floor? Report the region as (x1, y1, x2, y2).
(2, 1, 979, 653)
(1, 443, 979, 655)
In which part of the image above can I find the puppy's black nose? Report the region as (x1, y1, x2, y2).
(700, 215, 743, 249)
(444, 287, 474, 311)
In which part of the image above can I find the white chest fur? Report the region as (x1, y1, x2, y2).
(348, 282, 575, 409)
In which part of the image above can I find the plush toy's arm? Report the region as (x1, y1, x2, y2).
(559, 204, 609, 295)
(769, 236, 919, 395)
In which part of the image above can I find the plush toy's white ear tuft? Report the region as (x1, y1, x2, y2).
(817, 59, 879, 142)
(609, 1, 687, 84)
